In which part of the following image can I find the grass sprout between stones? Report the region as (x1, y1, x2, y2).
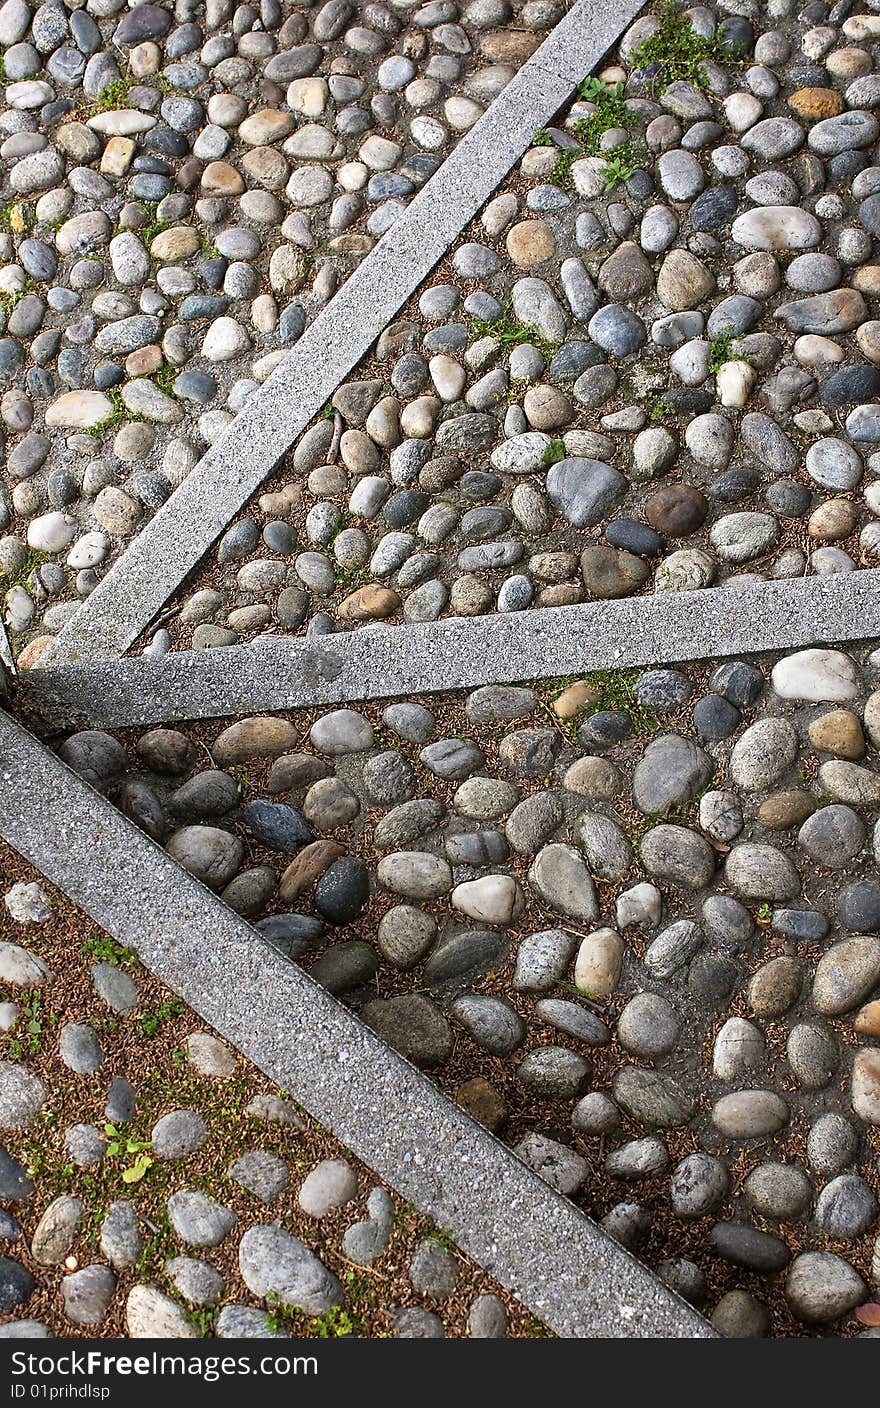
(708, 327, 752, 374)
(468, 304, 560, 360)
(629, 1, 722, 92)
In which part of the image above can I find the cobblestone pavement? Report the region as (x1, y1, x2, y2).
(0, 842, 547, 1339)
(40, 642, 880, 1336)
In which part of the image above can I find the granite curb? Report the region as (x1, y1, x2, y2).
(21, 570, 880, 732)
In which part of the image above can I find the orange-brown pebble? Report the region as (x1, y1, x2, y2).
(808, 497, 858, 541)
(808, 710, 865, 759)
(854, 1000, 880, 1037)
(553, 680, 600, 719)
(337, 585, 401, 621)
(454, 1076, 507, 1131)
(758, 791, 817, 828)
(788, 87, 844, 119)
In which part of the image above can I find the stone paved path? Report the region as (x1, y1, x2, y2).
(3, 0, 880, 1343)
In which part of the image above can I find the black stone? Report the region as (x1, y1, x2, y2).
(771, 909, 830, 942)
(577, 710, 632, 751)
(664, 388, 714, 413)
(549, 340, 605, 381)
(384, 489, 430, 527)
(765, 479, 812, 518)
(821, 365, 880, 406)
(718, 16, 755, 54)
(838, 880, 880, 933)
(693, 694, 741, 740)
(604, 519, 664, 555)
(0, 1146, 33, 1202)
(709, 660, 764, 708)
(309, 940, 378, 994)
(243, 799, 311, 853)
(459, 471, 502, 503)
(0, 1258, 35, 1313)
(314, 857, 370, 925)
(709, 1222, 790, 1272)
(707, 467, 760, 503)
(255, 913, 324, 957)
(689, 184, 737, 231)
(688, 952, 739, 1008)
(829, 150, 869, 182)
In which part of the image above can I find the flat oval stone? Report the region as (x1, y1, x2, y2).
(731, 207, 822, 250)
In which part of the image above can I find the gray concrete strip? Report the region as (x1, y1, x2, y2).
(0, 712, 712, 1339)
(38, 0, 644, 673)
(22, 570, 880, 733)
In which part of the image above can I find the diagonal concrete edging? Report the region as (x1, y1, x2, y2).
(0, 713, 713, 1339)
(21, 569, 880, 732)
(38, 0, 644, 673)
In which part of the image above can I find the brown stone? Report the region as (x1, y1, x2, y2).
(200, 160, 245, 195)
(854, 999, 880, 1037)
(856, 996, 880, 1041)
(826, 46, 872, 81)
(539, 583, 585, 607)
(598, 241, 655, 300)
(337, 585, 401, 621)
(125, 344, 162, 377)
(808, 710, 865, 758)
(241, 146, 289, 190)
(279, 840, 346, 903)
(758, 790, 817, 829)
(267, 753, 332, 795)
(787, 87, 843, 119)
(656, 249, 715, 311)
(523, 383, 573, 430)
(16, 635, 54, 669)
(506, 219, 555, 269)
(213, 716, 298, 764)
(150, 226, 200, 261)
(454, 1076, 507, 1131)
(748, 957, 804, 1017)
(645, 484, 708, 536)
(479, 29, 541, 62)
(851, 265, 880, 297)
(580, 545, 650, 598)
(808, 497, 858, 541)
(553, 681, 599, 719)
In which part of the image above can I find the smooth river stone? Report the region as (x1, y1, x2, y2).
(731, 207, 822, 250)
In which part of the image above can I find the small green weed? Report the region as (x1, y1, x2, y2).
(79, 933, 136, 966)
(424, 1223, 457, 1254)
(531, 127, 553, 146)
(0, 548, 49, 593)
(184, 1306, 217, 1336)
(541, 438, 566, 465)
(0, 201, 34, 235)
(468, 303, 559, 360)
(629, 2, 721, 93)
(585, 667, 660, 735)
(707, 327, 751, 374)
(103, 1124, 154, 1184)
(319, 402, 335, 420)
(4, 989, 50, 1060)
(89, 78, 132, 113)
(646, 390, 674, 420)
(149, 364, 177, 396)
(139, 996, 185, 1038)
(87, 386, 147, 438)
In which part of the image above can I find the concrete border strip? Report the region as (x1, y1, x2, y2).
(22, 570, 880, 732)
(0, 712, 713, 1339)
(38, 0, 644, 672)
